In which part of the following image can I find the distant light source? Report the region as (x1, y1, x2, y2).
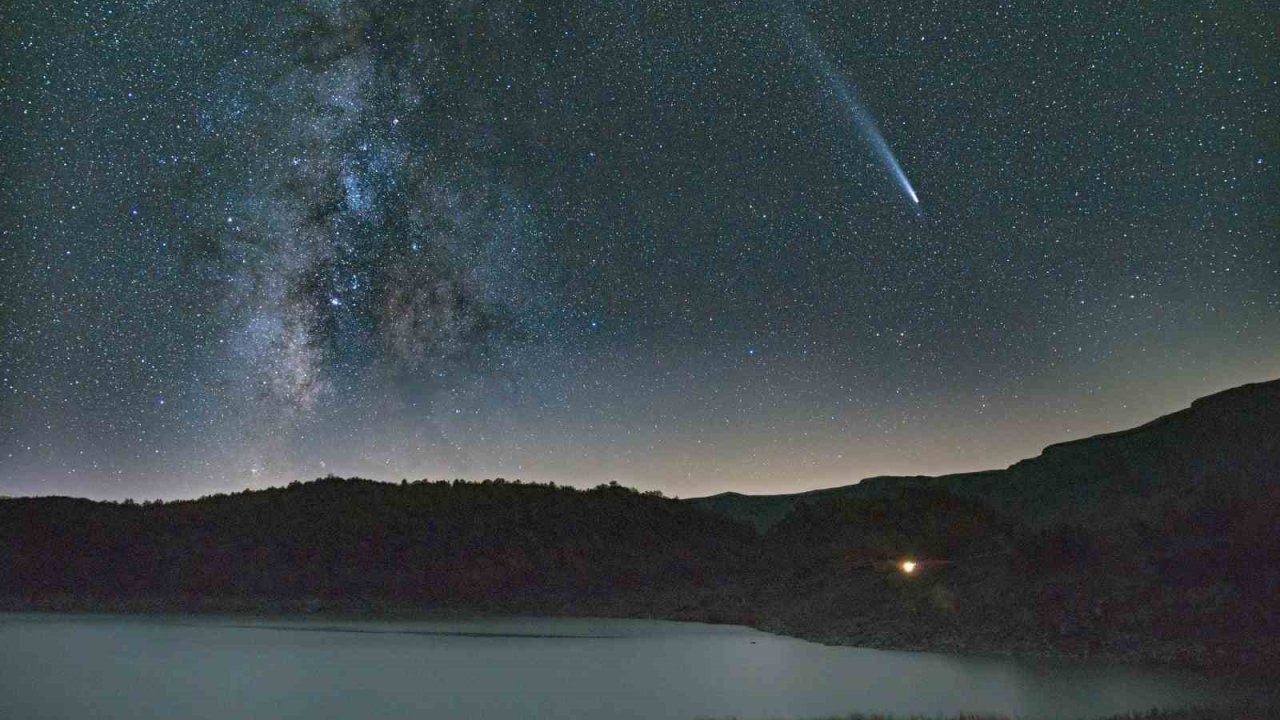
(899, 560, 917, 574)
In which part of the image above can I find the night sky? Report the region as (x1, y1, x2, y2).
(2, 0, 1276, 501)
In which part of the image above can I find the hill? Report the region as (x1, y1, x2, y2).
(0, 479, 755, 618)
(693, 379, 1280, 673)
(687, 378, 1280, 531)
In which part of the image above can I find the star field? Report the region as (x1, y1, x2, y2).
(1, 0, 1277, 500)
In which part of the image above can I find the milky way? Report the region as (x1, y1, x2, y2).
(2, 0, 1277, 499)
(201, 5, 541, 418)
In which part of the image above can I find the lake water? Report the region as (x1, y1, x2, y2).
(0, 613, 1259, 720)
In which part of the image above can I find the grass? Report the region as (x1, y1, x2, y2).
(698, 703, 1280, 720)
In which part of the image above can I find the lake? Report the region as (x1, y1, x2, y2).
(0, 613, 1259, 719)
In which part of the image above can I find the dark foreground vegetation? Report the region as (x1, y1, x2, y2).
(2, 380, 1278, 678)
(702, 701, 1280, 720)
(700, 379, 1280, 675)
(0, 477, 755, 617)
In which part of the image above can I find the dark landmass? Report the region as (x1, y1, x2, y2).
(702, 703, 1280, 720)
(689, 378, 1280, 531)
(697, 379, 1280, 676)
(0, 478, 756, 619)
(2, 380, 1278, 678)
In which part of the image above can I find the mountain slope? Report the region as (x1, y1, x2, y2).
(0, 479, 756, 617)
(687, 380, 1280, 673)
(687, 378, 1280, 530)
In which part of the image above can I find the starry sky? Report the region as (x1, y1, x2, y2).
(2, 0, 1276, 501)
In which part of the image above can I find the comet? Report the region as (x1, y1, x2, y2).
(787, 12, 921, 212)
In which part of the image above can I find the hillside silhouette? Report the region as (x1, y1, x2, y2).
(690, 378, 1280, 531)
(698, 379, 1280, 671)
(0, 479, 754, 618)
(2, 379, 1278, 674)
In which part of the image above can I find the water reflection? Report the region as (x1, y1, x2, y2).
(0, 614, 1260, 720)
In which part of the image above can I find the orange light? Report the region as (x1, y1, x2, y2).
(900, 560, 917, 574)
